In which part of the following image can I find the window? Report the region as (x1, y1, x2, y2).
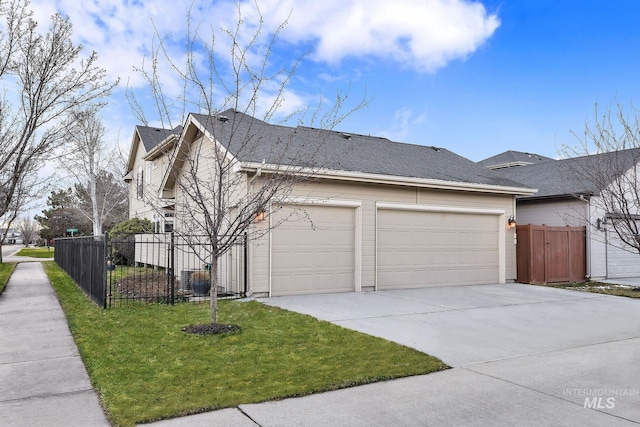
(153, 159, 158, 169)
(146, 163, 151, 184)
(164, 212, 174, 232)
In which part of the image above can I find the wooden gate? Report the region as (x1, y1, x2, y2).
(516, 225, 586, 283)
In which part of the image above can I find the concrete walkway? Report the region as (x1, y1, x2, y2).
(0, 262, 109, 426)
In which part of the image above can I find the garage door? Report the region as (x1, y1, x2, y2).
(377, 208, 500, 289)
(606, 229, 640, 278)
(271, 204, 356, 296)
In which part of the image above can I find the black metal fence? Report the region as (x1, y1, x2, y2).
(55, 232, 247, 308)
(54, 235, 108, 308)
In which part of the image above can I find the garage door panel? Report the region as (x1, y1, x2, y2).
(271, 204, 356, 296)
(377, 209, 500, 289)
(606, 229, 640, 278)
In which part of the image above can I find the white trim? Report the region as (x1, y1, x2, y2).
(277, 196, 362, 208)
(375, 202, 506, 288)
(268, 198, 362, 296)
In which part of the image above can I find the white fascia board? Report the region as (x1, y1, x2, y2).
(240, 162, 537, 196)
(126, 129, 143, 173)
(143, 135, 176, 161)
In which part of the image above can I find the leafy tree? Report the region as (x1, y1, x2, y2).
(34, 188, 91, 240)
(109, 218, 153, 235)
(108, 218, 153, 265)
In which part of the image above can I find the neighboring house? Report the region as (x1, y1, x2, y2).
(1, 229, 23, 245)
(126, 109, 535, 297)
(124, 124, 183, 233)
(478, 150, 555, 170)
(485, 149, 640, 280)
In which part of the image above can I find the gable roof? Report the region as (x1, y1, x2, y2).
(125, 125, 183, 176)
(182, 109, 532, 193)
(497, 148, 640, 200)
(478, 150, 555, 169)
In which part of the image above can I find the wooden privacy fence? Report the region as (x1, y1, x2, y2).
(516, 224, 586, 284)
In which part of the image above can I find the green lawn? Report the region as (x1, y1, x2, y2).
(541, 281, 640, 298)
(44, 262, 447, 426)
(14, 247, 55, 258)
(0, 262, 16, 294)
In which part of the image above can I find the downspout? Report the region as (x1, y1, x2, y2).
(245, 163, 263, 297)
(248, 165, 263, 186)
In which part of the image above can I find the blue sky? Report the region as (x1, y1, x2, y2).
(30, 0, 640, 162)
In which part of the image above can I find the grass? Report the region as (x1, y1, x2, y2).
(0, 262, 16, 295)
(537, 281, 640, 298)
(13, 246, 55, 258)
(44, 262, 447, 426)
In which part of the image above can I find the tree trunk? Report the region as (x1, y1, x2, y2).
(210, 255, 218, 324)
(91, 175, 101, 235)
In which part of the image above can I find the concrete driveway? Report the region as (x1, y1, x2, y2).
(260, 283, 640, 367)
(251, 283, 640, 425)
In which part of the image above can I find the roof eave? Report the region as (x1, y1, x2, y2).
(517, 192, 593, 202)
(143, 135, 178, 161)
(240, 162, 537, 196)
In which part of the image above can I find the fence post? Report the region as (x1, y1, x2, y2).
(103, 232, 109, 308)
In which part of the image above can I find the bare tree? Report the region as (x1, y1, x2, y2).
(129, 4, 366, 327)
(0, 0, 115, 260)
(17, 214, 37, 245)
(58, 108, 127, 235)
(562, 103, 640, 253)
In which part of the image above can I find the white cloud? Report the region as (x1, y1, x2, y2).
(252, 0, 500, 72)
(31, 0, 499, 83)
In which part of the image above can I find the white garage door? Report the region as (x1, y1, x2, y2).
(271, 204, 356, 296)
(606, 230, 640, 278)
(377, 208, 500, 289)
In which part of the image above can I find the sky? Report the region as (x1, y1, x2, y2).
(27, 0, 640, 163)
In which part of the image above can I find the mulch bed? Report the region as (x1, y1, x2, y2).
(182, 323, 241, 336)
(114, 271, 177, 301)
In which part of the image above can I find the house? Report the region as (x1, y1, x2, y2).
(1, 229, 23, 245)
(124, 124, 182, 232)
(125, 109, 535, 297)
(478, 150, 555, 170)
(485, 149, 640, 280)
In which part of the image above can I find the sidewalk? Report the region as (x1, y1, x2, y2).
(0, 262, 110, 426)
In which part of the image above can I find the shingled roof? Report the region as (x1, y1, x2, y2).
(136, 125, 183, 152)
(189, 110, 529, 190)
(496, 148, 640, 199)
